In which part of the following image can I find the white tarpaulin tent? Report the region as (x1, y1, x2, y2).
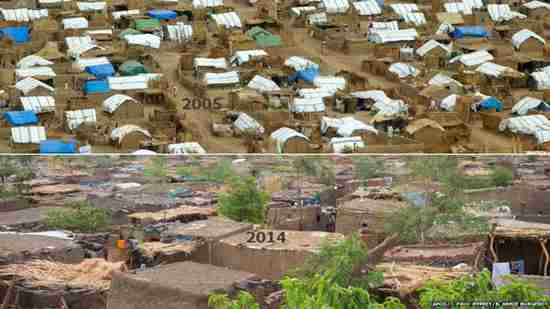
(321, 0, 350, 13)
(390, 3, 419, 16)
(107, 74, 161, 90)
(203, 71, 239, 85)
(487, 4, 526, 22)
(65, 109, 96, 130)
(270, 127, 309, 153)
(512, 97, 550, 116)
(449, 50, 493, 67)
(313, 76, 346, 91)
(76, 2, 106, 11)
(62, 17, 89, 29)
(352, 0, 381, 15)
(166, 22, 193, 42)
(299, 88, 335, 98)
(321, 116, 378, 137)
(499, 114, 550, 144)
(428, 73, 463, 88)
(440, 94, 459, 111)
(531, 68, 550, 90)
(330, 136, 364, 153)
(291, 97, 325, 113)
(168, 142, 206, 154)
(370, 21, 399, 32)
(233, 112, 265, 134)
(247, 75, 280, 92)
(193, 0, 223, 8)
(211, 12, 242, 28)
(1, 8, 48, 22)
(308, 12, 328, 25)
(21, 96, 55, 113)
(284, 56, 319, 71)
(403, 12, 427, 25)
(523, 0, 550, 10)
(476, 62, 521, 78)
(372, 99, 408, 121)
(444, 2, 473, 14)
(416, 40, 451, 57)
(17, 55, 53, 69)
(112, 10, 140, 19)
(388, 63, 419, 78)
(193, 57, 227, 69)
(76, 57, 111, 70)
(65, 36, 102, 57)
(124, 34, 161, 48)
(111, 125, 151, 143)
(103, 94, 138, 113)
(511, 29, 545, 49)
(11, 126, 46, 144)
(16, 67, 56, 79)
(15, 78, 54, 95)
(231, 50, 268, 66)
(369, 28, 418, 43)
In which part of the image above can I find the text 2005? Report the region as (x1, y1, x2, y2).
(182, 97, 223, 110)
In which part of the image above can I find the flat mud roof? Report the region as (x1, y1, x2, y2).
(165, 217, 253, 240)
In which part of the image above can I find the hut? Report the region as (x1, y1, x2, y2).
(102, 94, 144, 119)
(425, 112, 471, 144)
(498, 114, 550, 151)
(110, 125, 151, 150)
(119, 60, 149, 76)
(415, 39, 451, 69)
(405, 118, 448, 153)
(511, 29, 546, 56)
(269, 127, 311, 153)
(521, 1, 550, 19)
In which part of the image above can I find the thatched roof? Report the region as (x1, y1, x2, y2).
(405, 118, 445, 135)
(492, 219, 550, 239)
(34, 42, 66, 61)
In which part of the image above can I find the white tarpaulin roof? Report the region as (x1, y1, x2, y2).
(285, 56, 319, 71)
(11, 126, 46, 144)
(193, 0, 223, 8)
(233, 112, 265, 134)
(111, 125, 151, 143)
(76, 1, 106, 11)
(247, 75, 280, 92)
(444, 2, 473, 15)
(112, 10, 140, 19)
(17, 55, 53, 69)
(487, 4, 526, 22)
(403, 12, 426, 25)
(194, 57, 227, 69)
(1, 8, 48, 22)
(108, 74, 162, 90)
(511, 29, 545, 49)
(299, 88, 336, 98)
(390, 3, 418, 16)
(388, 63, 419, 78)
(416, 40, 451, 57)
(166, 22, 193, 42)
(321, 116, 378, 136)
(62, 17, 89, 29)
(371, 21, 399, 32)
(21, 96, 55, 113)
(372, 99, 408, 120)
(76, 57, 110, 70)
(350, 90, 388, 101)
(38, 0, 70, 4)
(65, 108, 96, 130)
(436, 23, 454, 35)
(270, 127, 309, 153)
(308, 12, 328, 24)
(352, 0, 381, 15)
(211, 12, 242, 28)
(475, 62, 519, 77)
(523, 0, 550, 10)
(428, 73, 463, 87)
(231, 49, 268, 66)
(168, 142, 206, 154)
(321, 0, 350, 13)
(103, 94, 138, 113)
(450, 50, 493, 66)
(85, 29, 113, 36)
(330, 136, 364, 153)
(203, 71, 239, 85)
(464, 0, 483, 9)
(15, 77, 54, 95)
(531, 68, 550, 90)
(369, 28, 418, 43)
(16, 67, 56, 79)
(313, 76, 346, 91)
(512, 97, 550, 116)
(124, 34, 161, 48)
(292, 97, 325, 113)
(290, 6, 316, 16)
(499, 115, 550, 144)
(65, 36, 101, 57)
(440, 94, 459, 111)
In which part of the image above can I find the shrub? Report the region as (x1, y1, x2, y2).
(45, 201, 110, 232)
(492, 167, 513, 187)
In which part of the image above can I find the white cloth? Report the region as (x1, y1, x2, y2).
(492, 262, 511, 287)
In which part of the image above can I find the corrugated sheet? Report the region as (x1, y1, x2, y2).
(1, 8, 48, 22)
(444, 2, 473, 15)
(124, 34, 161, 48)
(166, 22, 193, 42)
(111, 125, 151, 143)
(487, 4, 526, 22)
(193, 57, 227, 69)
(416, 39, 451, 57)
(103, 94, 137, 113)
(65, 108, 96, 130)
(15, 77, 54, 95)
(270, 127, 309, 153)
(62, 17, 89, 29)
(193, 0, 223, 8)
(112, 10, 140, 20)
(352, 0, 381, 15)
(76, 2, 106, 11)
(499, 115, 550, 144)
(322, 0, 350, 13)
(511, 29, 545, 49)
(247, 75, 280, 92)
(403, 12, 426, 25)
(168, 142, 206, 154)
(17, 55, 53, 69)
(21, 96, 55, 113)
(449, 50, 493, 66)
(390, 3, 418, 17)
(512, 97, 549, 116)
(203, 71, 239, 85)
(291, 97, 326, 113)
(369, 28, 418, 43)
(108, 74, 162, 90)
(388, 62, 419, 78)
(313, 76, 346, 90)
(330, 136, 364, 153)
(11, 126, 46, 144)
(233, 112, 265, 134)
(285, 56, 319, 71)
(16, 67, 56, 79)
(211, 12, 242, 28)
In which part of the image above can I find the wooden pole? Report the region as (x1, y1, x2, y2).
(489, 234, 498, 263)
(1, 281, 14, 309)
(541, 239, 549, 276)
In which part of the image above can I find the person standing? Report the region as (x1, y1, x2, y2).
(359, 222, 369, 244)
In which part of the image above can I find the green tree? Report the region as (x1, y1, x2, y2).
(205, 159, 234, 182)
(13, 167, 33, 194)
(492, 167, 513, 187)
(0, 158, 16, 186)
(217, 176, 270, 224)
(144, 157, 167, 178)
(209, 292, 260, 309)
(354, 157, 383, 180)
(45, 201, 110, 232)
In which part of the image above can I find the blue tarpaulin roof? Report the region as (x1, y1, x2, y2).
(450, 26, 488, 39)
(40, 140, 77, 154)
(480, 97, 503, 112)
(148, 10, 177, 20)
(3, 111, 38, 126)
(85, 63, 115, 79)
(289, 67, 319, 83)
(0, 27, 29, 43)
(84, 79, 109, 94)
(401, 192, 427, 207)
